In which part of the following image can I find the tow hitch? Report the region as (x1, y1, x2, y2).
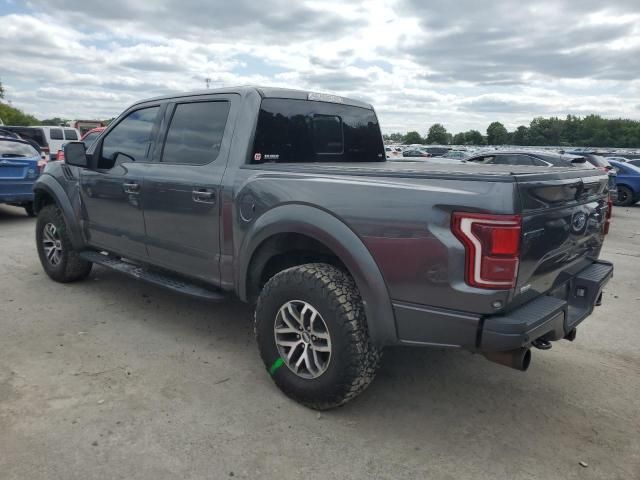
(532, 338, 552, 350)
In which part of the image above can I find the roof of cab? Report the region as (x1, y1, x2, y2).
(132, 86, 373, 110)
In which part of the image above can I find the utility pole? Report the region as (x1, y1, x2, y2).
(205, 78, 211, 89)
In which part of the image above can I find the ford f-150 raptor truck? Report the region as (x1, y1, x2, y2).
(33, 87, 613, 409)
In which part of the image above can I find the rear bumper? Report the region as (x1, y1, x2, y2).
(0, 193, 34, 203)
(392, 260, 613, 351)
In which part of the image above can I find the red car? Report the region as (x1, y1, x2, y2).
(56, 127, 106, 161)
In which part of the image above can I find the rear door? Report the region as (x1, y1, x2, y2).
(513, 171, 609, 304)
(141, 94, 237, 284)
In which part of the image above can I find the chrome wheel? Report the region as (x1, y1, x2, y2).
(274, 300, 332, 379)
(42, 222, 63, 266)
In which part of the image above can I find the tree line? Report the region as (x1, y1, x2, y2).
(385, 115, 640, 148)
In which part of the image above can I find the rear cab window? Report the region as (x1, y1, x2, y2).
(251, 98, 384, 163)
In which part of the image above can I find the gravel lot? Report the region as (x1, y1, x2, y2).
(1, 203, 639, 480)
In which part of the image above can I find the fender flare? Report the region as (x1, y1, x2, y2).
(33, 175, 85, 249)
(237, 204, 397, 346)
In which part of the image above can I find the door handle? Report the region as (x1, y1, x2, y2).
(123, 182, 140, 194)
(192, 189, 216, 204)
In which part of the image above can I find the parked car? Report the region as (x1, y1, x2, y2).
(566, 152, 618, 202)
(402, 149, 431, 157)
(627, 159, 640, 168)
(421, 146, 450, 157)
(608, 160, 640, 206)
(34, 86, 613, 409)
(0, 128, 21, 139)
(0, 138, 43, 216)
(0, 125, 81, 160)
(465, 150, 591, 167)
(67, 120, 106, 136)
(442, 150, 470, 160)
(605, 156, 628, 163)
(56, 127, 107, 161)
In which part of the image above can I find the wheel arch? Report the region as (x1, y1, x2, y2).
(33, 175, 85, 249)
(238, 204, 397, 346)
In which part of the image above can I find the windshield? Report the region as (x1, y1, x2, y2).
(251, 98, 385, 163)
(0, 140, 38, 157)
(586, 154, 611, 168)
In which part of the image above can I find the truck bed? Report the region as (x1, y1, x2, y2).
(245, 160, 605, 182)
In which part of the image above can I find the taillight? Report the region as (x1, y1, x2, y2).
(452, 212, 521, 289)
(604, 197, 613, 235)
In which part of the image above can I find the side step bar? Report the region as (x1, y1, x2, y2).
(79, 250, 226, 302)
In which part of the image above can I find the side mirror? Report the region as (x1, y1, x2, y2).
(64, 142, 88, 168)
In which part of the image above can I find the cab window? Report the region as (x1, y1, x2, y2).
(100, 106, 159, 167)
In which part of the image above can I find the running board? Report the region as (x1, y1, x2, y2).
(79, 250, 226, 302)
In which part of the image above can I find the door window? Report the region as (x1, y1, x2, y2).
(101, 106, 159, 166)
(161, 101, 230, 165)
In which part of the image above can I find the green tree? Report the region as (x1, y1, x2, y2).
(383, 132, 404, 143)
(426, 123, 448, 144)
(486, 122, 509, 145)
(40, 117, 67, 126)
(512, 126, 529, 145)
(0, 102, 39, 126)
(452, 132, 466, 145)
(464, 129, 484, 145)
(403, 131, 423, 144)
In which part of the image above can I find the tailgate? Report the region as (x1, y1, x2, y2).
(0, 158, 38, 180)
(513, 172, 609, 304)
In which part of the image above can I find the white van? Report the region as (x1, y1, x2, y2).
(0, 125, 81, 160)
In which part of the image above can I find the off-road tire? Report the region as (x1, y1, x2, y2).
(36, 204, 92, 282)
(255, 263, 381, 410)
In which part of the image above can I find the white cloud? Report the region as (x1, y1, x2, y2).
(0, 0, 639, 133)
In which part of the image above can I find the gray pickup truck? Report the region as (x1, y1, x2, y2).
(33, 87, 613, 409)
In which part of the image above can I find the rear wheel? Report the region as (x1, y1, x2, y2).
(36, 204, 92, 282)
(614, 186, 634, 206)
(255, 263, 381, 410)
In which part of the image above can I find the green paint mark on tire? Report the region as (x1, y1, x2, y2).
(269, 357, 285, 375)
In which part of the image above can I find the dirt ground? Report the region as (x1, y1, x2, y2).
(1, 203, 639, 480)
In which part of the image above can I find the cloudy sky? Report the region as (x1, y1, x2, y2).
(1, 0, 639, 133)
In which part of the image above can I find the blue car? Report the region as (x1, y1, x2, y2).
(0, 137, 43, 216)
(609, 159, 640, 206)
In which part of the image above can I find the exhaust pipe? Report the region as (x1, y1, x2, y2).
(483, 348, 531, 371)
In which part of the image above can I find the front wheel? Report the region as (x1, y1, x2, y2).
(255, 263, 381, 410)
(36, 204, 92, 282)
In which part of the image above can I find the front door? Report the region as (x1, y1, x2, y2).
(80, 105, 161, 259)
(142, 96, 234, 284)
